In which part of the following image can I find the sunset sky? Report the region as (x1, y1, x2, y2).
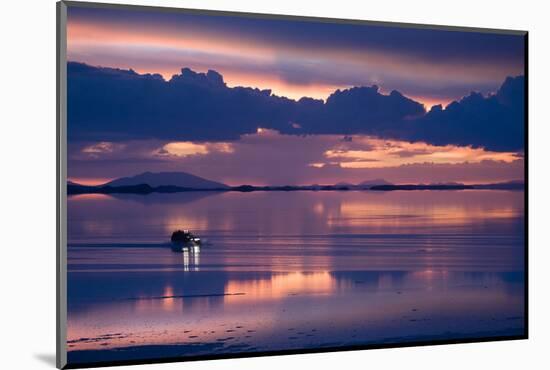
(66, 5, 526, 186)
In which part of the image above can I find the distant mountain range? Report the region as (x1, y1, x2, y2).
(67, 171, 524, 195)
(358, 179, 394, 187)
(370, 180, 524, 191)
(469, 180, 525, 190)
(105, 171, 228, 189)
(334, 179, 394, 190)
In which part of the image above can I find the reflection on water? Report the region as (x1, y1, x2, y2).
(225, 271, 340, 302)
(181, 246, 201, 272)
(68, 190, 524, 243)
(66, 190, 525, 364)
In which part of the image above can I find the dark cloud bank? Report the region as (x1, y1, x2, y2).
(67, 62, 525, 152)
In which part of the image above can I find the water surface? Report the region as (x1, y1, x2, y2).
(67, 190, 525, 364)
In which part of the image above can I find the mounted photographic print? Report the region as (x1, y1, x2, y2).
(56, 1, 528, 368)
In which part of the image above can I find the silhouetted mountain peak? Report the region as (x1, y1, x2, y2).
(105, 171, 228, 189)
(335, 182, 354, 187)
(359, 179, 393, 187)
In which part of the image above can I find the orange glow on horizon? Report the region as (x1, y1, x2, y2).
(68, 177, 112, 186)
(67, 193, 114, 201)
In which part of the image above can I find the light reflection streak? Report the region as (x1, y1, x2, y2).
(181, 246, 201, 272)
(224, 271, 342, 303)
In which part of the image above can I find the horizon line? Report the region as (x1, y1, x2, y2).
(67, 178, 525, 188)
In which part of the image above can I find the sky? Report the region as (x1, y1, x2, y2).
(66, 5, 526, 186)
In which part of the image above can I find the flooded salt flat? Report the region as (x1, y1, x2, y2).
(66, 190, 525, 364)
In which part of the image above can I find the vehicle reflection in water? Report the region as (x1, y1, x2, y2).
(181, 245, 200, 272)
